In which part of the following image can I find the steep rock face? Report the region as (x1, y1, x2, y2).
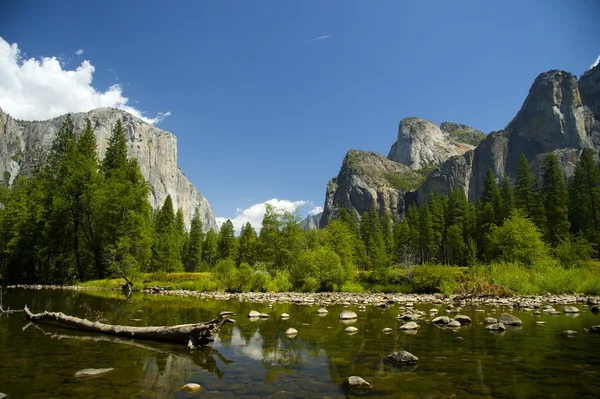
(320, 150, 424, 227)
(300, 212, 322, 231)
(387, 117, 474, 170)
(0, 107, 217, 232)
(415, 69, 597, 204)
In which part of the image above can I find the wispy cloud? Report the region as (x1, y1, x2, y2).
(75, 49, 84, 56)
(306, 34, 330, 43)
(590, 55, 600, 70)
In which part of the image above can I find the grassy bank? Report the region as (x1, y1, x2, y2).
(79, 261, 600, 296)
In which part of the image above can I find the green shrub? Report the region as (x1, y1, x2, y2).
(340, 281, 365, 293)
(554, 235, 596, 268)
(266, 271, 292, 292)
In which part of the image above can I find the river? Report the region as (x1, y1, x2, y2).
(0, 288, 599, 398)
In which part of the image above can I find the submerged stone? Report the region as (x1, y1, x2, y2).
(497, 313, 522, 326)
(346, 376, 371, 389)
(386, 350, 419, 365)
(181, 383, 202, 392)
(485, 323, 506, 331)
(286, 328, 298, 336)
(400, 321, 420, 330)
(340, 310, 358, 320)
(564, 306, 580, 314)
(432, 316, 450, 325)
(74, 368, 114, 378)
(564, 330, 578, 336)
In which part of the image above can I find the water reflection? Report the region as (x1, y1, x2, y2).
(2, 289, 600, 398)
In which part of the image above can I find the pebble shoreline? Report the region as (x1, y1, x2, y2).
(4, 284, 599, 309)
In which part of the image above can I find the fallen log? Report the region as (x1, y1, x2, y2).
(23, 305, 234, 347)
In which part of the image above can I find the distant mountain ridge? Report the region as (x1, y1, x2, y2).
(319, 64, 600, 225)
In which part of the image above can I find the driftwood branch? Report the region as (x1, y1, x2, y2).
(23, 305, 235, 347)
(0, 288, 23, 314)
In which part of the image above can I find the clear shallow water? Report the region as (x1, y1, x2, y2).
(1, 289, 600, 398)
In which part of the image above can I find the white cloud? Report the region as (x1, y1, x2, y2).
(308, 206, 323, 216)
(590, 55, 600, 70)
(0, 37, 170, 124)
(75, 49, 84, 56)
(216, 198, 309, 232)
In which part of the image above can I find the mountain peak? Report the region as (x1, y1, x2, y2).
(387, 117, 473, 170)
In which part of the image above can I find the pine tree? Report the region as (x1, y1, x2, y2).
(202, 229, 219, 267)
(515, 153, 546, 231)
(102, 119, 128, 177)
(500, 174, 515, 223)
(481, 167, 503, 225)
(419, 204, 435, 262)
(184, 208, 203, 272)
(380, 210, 394, 254)
(237, 222, 257, 266)
(428, 192, 447, 262)
(568, 148, 600, 253)
(541, 152, 570, 247)
(257, 204, 281, 265)
(217, 219, 237, 260)
(152, 195, 183, 272)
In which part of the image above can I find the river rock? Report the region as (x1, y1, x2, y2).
(382, 328, 393, 334)
(587, 297, 600, 305)
(259, 313, 270, 318)
(248, 310, 261, 318)
(497, 313, 522, 326)
(0, 393, 6, 399)
(317, 307, 328, 314)
(590, 325, 600, 333)
(564, 306, 580, 313)
(340, 310, 358, 320)
(432, 316, 450, 325)
(281, 313, 290, 318)
(74, 368, 114, 378)
(345, 326, 359, 334)
(400, 322, 420, 330)
(286, 328, 298, 336)
(536, 321, 546, 325)
(485, 323, 506, 331)
(386, 350, 419, 365)
(346, 376, 372, 389)
(429, 308, 439, 313)
(448, 320, 461, 328)
(564, 330, 578, 336)
(182, 383, 202, 392)
(455, 315, 471, 323)
(484, 317, 498, 324)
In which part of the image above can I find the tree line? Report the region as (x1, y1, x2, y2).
(1, 115, 599, 290)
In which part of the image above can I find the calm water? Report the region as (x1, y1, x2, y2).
(1, 289, 600, 398)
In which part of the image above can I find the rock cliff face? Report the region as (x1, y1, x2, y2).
(0, 107, 217, 232)
(387, 117, 475, 170)
(415, 68, 600, 204)
(320, 117, 483, 227)
(319, 150, 425, 227)
(300, 212, 322, 231)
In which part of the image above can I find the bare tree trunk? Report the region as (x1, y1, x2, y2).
(23, 305, 234, 347)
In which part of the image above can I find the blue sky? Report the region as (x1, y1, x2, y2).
(1, 1, 599, 230)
